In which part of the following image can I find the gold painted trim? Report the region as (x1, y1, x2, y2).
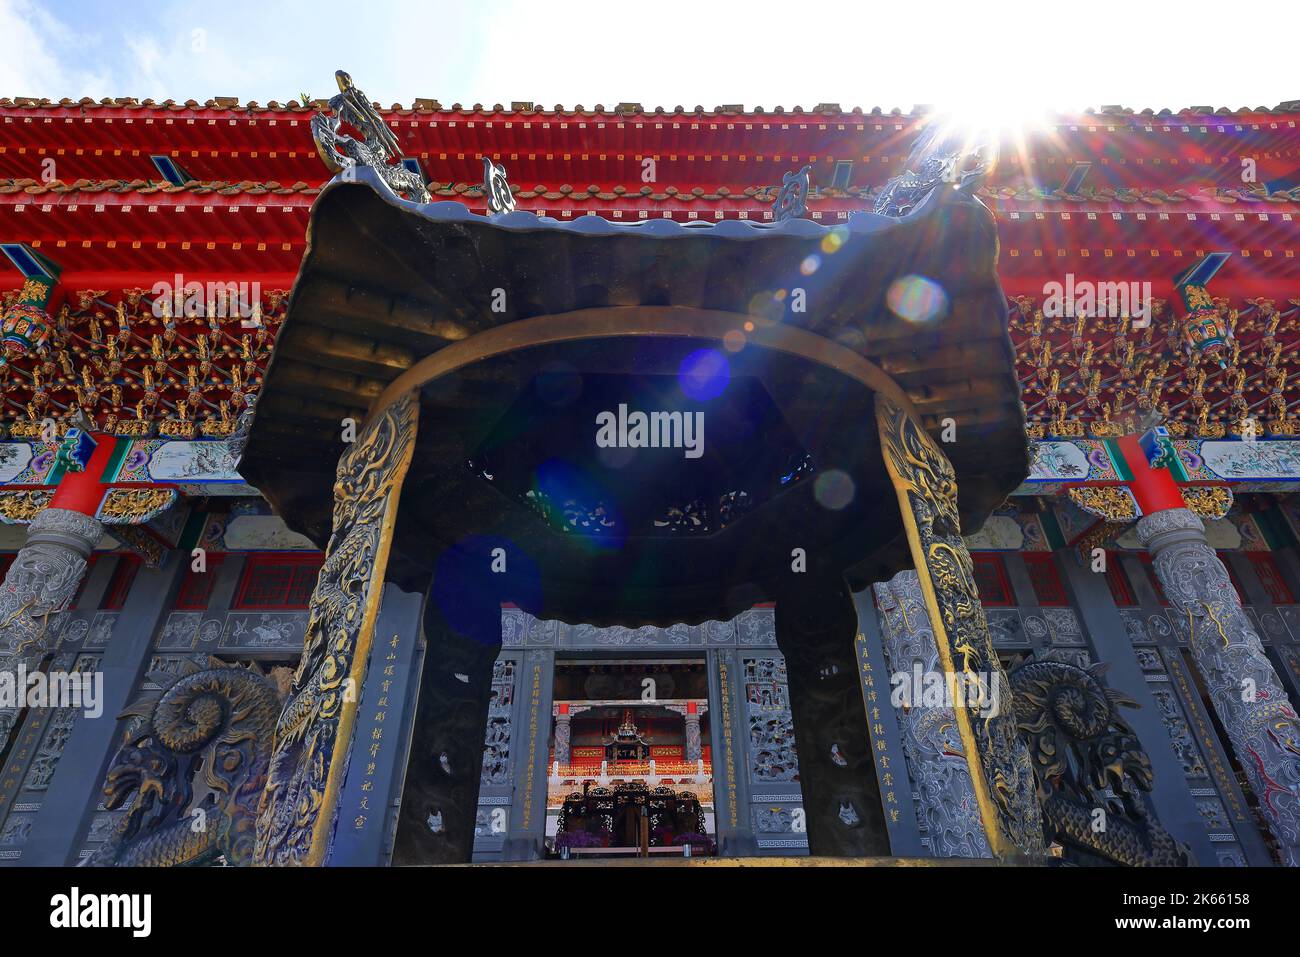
(0, 489, 54, 525)
(875, 394, 1035, 860)
(367, 306, 920, 423)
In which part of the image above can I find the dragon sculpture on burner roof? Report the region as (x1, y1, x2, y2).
(311, 70, 431, 203)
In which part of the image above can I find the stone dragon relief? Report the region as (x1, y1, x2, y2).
(1010, 657, 1190, 866)
(875, 394, 1045, 858)
(253, 393, 418, 866)
(84, 658, 283, 867)
(1138, 507, 1300, 866)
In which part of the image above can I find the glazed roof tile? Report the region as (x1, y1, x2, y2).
(6, 178, 1292, 208)
(0, 178, 319, 196)
(2, 97, 1298, 119)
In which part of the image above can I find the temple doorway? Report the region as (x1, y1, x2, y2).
(547, 658, 714, 858)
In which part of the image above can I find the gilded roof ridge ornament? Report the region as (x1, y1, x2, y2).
(482, 156, 516, 215)
(772, 165, 811, 221)
(873, 126, 989, 218)
(311, 70, 431, 204)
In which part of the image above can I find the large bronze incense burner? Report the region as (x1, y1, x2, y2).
(238, 83, 1043, 865)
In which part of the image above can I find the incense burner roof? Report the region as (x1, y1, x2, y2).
(241, 166, 1026, 620)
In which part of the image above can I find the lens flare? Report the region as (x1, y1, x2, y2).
(678, 348, 730, 401)
(820, 227, 848, 254)
(886, 275, 949, 324)
(813, 469, 855, 511)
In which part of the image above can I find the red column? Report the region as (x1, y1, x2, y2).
(48, 433, 117, 516)
(1116, 434, 1185, 515)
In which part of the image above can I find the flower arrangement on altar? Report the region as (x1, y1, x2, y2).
(650, 826, 716, 854)
(554, 829, 611, 850)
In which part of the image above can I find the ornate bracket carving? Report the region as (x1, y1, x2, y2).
(773, 166, 810, 222)
(1181, 486, 1232, 521)
(1067, 485, 1139, 522)
(0, 489, 54, 525)
(482, 157, 516, 215)
(94, 487, 178, 525)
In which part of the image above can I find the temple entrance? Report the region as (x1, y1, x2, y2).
(547, 659, 714, 858)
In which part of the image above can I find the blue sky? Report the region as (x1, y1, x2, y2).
(3, 0, 1295, 115)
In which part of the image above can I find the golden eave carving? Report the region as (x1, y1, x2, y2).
(1067, 486, 1139, 522)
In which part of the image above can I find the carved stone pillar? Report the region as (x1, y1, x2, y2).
(553, 709, 572, 767)
(0, 507, 103, 753)
(253, 393, 419, 866)
(1138, 507, 1300, 865)
(0, 508, 102, 658)
(683, 708, 702, 762)
(873, 570, 992, 858)
(875, 394, 1045, 860)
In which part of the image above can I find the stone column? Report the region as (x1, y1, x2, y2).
(1138, 507, 1300, 865)
(0, 508, 103, 760)
(873, 570, 992, 859)
(554, 708, 572, 767)
(0, 508, 103, 658)
(875, 393, 1045, 860)
(683, 706, 702, 762)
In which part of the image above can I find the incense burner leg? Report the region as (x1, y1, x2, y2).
(253, 393, 419, 866)
(1138, 507, 1300, 865)
(875, 393, 1045, 860)
(775, 577, 890, 857)
(390, 598, 499, 865)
